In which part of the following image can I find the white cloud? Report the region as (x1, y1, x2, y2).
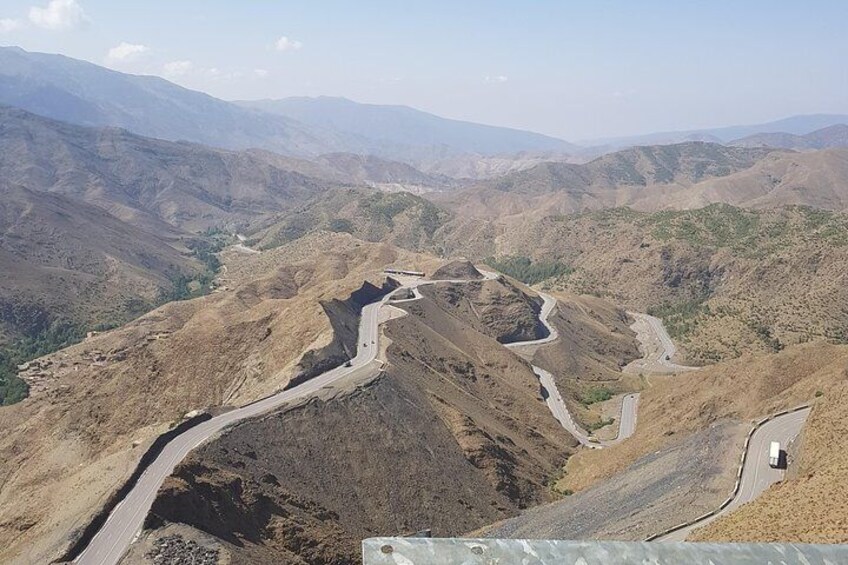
(163, 60, 193, 77)
(0, 18, 23, 33)
(485, 75, 509, 83)
(275, 36, 302, 52)
(106, 42, 148, 63)
(253, 68, 269, 78)
(28, 0, 88, 30)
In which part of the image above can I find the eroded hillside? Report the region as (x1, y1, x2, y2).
(128, 270, 637, 563)
(439, 205, 848, 363)
(486, 343, 848, 542)
(0, 233, 439, 565)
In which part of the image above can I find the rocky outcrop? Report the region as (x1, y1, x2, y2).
(420, 278, 546, 343)
(146, 535, 219, 565)
(432, 260, 484, 280)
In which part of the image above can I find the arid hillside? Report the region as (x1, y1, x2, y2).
(432, 143, 848, 219)
(0, 232, 440, 565)
(672, 148, 848, 211)
(560, 343, 848, 495)
(692, 377, 848, 543)
(252, 189, 452, 252)
(0, 185, 201, 342)
(438, 205, 848, 364)
(0, 106, 334, 233)
(0, 183, 212, 404)
(484, 343, 848, 542)
(132, 270, 636, 563)
(431, 142, 781, 219)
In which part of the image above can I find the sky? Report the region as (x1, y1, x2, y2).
(1, 0, 846, 141)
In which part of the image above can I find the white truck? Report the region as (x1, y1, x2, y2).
(768, 441, 781, 468)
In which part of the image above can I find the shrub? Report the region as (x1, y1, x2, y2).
(484, 255, 572, 285)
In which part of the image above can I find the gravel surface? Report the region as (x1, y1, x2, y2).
(485, 422, 744, 541)
(146, 535, 219, 565)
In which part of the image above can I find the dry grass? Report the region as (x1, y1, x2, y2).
(0, 232, 442, 565)
(692, 379, 848, 543)
(558, 342, 848, 494)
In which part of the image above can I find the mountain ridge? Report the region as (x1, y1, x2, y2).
(235, 96, 578, 162)
(0, 46, 578, 163)
(730, 124, 848, 150)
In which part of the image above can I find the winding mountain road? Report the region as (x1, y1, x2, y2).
(73, 267, 715, 563)
(505, 291, 639, 448)
(75, 270, 509, 565)
(624, 312, 698, 374)
(656, 407, 811, 542)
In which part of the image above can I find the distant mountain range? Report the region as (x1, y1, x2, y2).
(730, 124, 848, 150)
(583, 114, 848, 149)
(3, 46, 847, 168)
(0, 46, 574, 162)
(236, 96, 578, 162)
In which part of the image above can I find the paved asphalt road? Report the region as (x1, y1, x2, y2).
(73, 268, 723, 563)
(505, 290, 639, 449)
(657, 408, 812, 541)
(533, 365, 639, 448)
(75, 270, 501, 565)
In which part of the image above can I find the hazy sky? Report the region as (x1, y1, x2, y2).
(1, 0, 846, 140)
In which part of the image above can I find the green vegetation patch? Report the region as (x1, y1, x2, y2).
(484, 255, 572, 285)
(647, 297, 710, 340)
(0, 319, 88, 405)
(160, 237, 223, 302)
(580, 386, 613, 406)
(645, 204, 848, 255)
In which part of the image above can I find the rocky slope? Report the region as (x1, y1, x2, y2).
(419, 279, 546, 343)
(437, 205, 848, 364)
(482, 343, 848, 543)
(135, 272, 637, 563)
(0, 233, 440, 565)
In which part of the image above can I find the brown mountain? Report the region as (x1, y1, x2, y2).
(433, 142, 781, 218)
(434, 143, 848, 217)
(0, 183, 201, 339)
(730, 124, 848, 150)
(672, 148, 848, 211)
(0, 106, 333, 233)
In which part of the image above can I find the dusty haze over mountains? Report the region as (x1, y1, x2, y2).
(1, 2, 848, 564)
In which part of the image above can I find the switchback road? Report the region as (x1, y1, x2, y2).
(76, 270, 500, 565)
(624, 312, 698, 374)
(656, 407, 811, 541)
(505, 291, 638, 448)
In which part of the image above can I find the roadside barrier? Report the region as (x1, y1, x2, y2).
(57, 412, 213, 562)
(644, 404, 810, 541)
